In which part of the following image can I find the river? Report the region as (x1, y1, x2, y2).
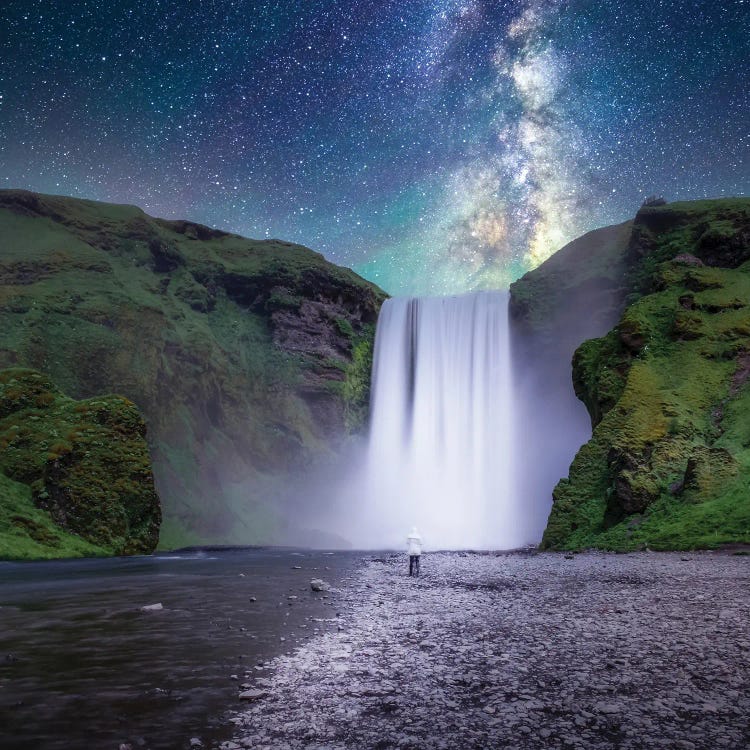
(0, 548, 363, 750)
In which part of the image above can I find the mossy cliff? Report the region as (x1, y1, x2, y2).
(0, 190, 386, 549)
(529, 198, 750, 550)
(0, 368, 160, 559)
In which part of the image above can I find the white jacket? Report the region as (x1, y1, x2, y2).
(407, 529, 423, 556)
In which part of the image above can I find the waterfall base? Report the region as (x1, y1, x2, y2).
(335, 290, 545, 550)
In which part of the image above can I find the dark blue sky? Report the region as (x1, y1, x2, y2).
(1, 0, 748, 294)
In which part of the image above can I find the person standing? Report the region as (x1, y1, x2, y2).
(407, 527, 423, 576)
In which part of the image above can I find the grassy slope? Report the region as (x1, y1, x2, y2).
(542, 198, 750, 550)
(0, 471, 108, 560)
(0, 190, 386, 551)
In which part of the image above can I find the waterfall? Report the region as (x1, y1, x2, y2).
(347, 290, 530, 550)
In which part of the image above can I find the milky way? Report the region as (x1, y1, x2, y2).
(1, 0, 748, 294)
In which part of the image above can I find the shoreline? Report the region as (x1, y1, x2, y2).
(227, 550, 750, 750)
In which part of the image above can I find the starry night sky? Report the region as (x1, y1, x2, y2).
(1, 0, 748, 295)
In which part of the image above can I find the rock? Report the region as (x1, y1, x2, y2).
(678, 293, 696, 310)
(140, 603, 163, 612)
(227, 552, 750, 749)
(249, 596, 257, 602)
(673, 253, 704, 267)
(595, 702, 621, 715)
(239, 689, 267, 702)
(607, 447, 659, 514)
(310, 579, 331, 592)
(618, 317, 649, 353)
(189, 739, 204, 748)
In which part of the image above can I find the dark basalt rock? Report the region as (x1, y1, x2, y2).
(618, 317, 649, 352)
(158, 218, 231, 242)
(149, 237, 185, 273)
(673, 253, 704, 267)
(607, 446, 659, 516)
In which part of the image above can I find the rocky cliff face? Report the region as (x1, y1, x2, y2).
(0, 368, 160, 559)
(508, 221, 635, 530)
(0, 190, 386, 549)
(537, 198, 750, 550)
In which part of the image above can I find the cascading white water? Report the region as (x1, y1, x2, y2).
(347, 290, 528, 550)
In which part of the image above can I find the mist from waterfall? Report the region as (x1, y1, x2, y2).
(339, 290, 545, 550)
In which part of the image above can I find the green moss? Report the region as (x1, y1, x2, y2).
(614, 362, 669, 448)
(0, 367, 161, 558)
(342, 326, 375, 433)
(0, 471, 109, 560)
(572, 332, 627, 426)
(543, 199, 750, 551)
(265, 289, 303, 312)
(626, 198, 750, 294)
(334, 316, 355, 339)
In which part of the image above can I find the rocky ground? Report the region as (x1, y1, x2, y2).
(225, 551, 749, 750)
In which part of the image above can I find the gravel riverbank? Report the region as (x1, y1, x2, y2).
(228, 550, 749, 750)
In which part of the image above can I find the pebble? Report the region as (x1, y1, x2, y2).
(238, 689, 267, 701)
(230, 551, 750, 749)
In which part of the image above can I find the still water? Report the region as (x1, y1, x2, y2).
(0, 548, 363, 750)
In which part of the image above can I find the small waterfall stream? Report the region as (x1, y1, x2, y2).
(349, 290, 529, 550)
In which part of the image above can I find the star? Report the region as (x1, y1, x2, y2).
(0, 0, 747, 295)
